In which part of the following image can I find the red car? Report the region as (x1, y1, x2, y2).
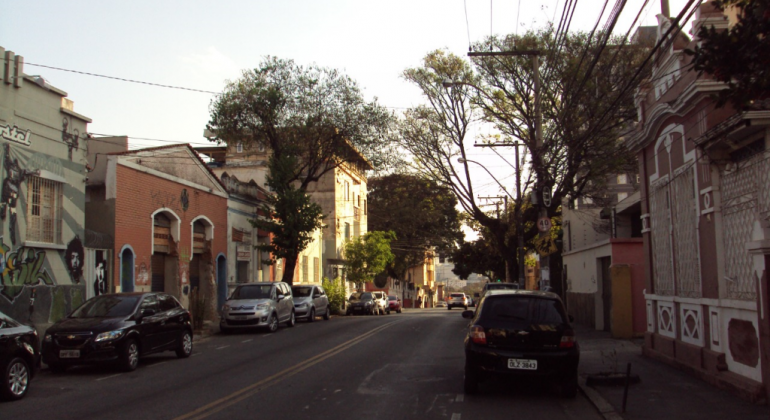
(387, 295, 402, 313)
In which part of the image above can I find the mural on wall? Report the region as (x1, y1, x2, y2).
(1, 143, 39, 245)
(65, 235, 84, 283)
(61, 117, 80, 161)
(0, 236, 55, 302)
(93, 251, 107, 296)
(137, 262, 149, 286)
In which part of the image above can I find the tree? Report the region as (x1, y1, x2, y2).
(450, 238, 505, 282)
(250, 154, 325, 281)
(686, 0, 770, 109)
(208, 57, 394, 285)
(400, 27, 649, 281)
(343, 231, 396, 289)
(367, 174, 464, 282)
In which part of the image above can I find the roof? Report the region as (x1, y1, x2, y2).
(109, 143, 227, 193)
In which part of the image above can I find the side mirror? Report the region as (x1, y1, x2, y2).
(277, 294, 285, 301)
(313, 293, 321, 299)
(461, 310, 474, 319)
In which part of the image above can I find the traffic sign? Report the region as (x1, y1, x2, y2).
(537, 217, 552, 232)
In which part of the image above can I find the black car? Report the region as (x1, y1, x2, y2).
(43, 292, 193, 372)
(346, 292, 377, 316)
(0, 311, 39, 401)
(462, 290, 579, 397)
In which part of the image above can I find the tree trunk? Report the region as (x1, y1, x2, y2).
(282, 256, 298, 285)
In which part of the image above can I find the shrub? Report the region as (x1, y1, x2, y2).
(322, 276, 347, 313)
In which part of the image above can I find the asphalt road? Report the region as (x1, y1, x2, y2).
(3, 308, 602, 420)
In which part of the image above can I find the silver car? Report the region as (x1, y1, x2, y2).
(220, 282, 295, 333)
(291, 285, 331, 322)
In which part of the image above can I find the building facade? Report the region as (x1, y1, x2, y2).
(0, 46, 91, 332)
(628, 5, 770, 401)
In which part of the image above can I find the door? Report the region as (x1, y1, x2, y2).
(314, 286, 328, 314)
(136, 295, 163, 351)
(158, 293, 184, 348)
(600, 257, 612, 332)
(120, 248, 134, 293)
(279, 283, 291, 322)
(151, 254, 165, 292)
(190, 258, 201, 293)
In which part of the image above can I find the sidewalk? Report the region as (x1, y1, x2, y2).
(574, 324, 769, 420)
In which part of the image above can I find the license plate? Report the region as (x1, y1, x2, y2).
(508, 358, 537, 370)
(232, 315, 248, 320)
(60, 350, 80, 359)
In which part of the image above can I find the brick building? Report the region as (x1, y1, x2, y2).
(86, 143, 228, 320)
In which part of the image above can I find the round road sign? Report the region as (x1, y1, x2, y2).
(537, 217, 552, 233)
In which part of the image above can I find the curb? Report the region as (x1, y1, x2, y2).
(578, 376, 624, 420)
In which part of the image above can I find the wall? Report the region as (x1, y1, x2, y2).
(563, 241, 611, 328)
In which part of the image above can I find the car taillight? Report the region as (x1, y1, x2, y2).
(560, 329, 576, 348)
(470, 325, 486, 345)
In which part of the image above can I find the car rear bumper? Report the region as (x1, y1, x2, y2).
(466, 343, 579, 379)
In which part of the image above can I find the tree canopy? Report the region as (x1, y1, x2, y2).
(367, 174, 464, 281)
(686, 0, 770, 109)
(343, 231, 396, 288)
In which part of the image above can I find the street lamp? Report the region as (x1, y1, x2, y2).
(457, 157, 514, 201)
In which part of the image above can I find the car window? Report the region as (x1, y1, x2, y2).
(292, 286, 312, 297)
(450, 293, 464, 298)
(70, 295, 141, 318)
(317, 287, 325, 296)
(482, 296, 566, 325)
(141, 295, 159, 313)
(388, 296, 397, 301)
(360, 292, 373, 300)
(232, 285, 274, 299)
(158, 294, 179, 311)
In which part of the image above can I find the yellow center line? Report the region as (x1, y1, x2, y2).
(172, 320, 402, 420)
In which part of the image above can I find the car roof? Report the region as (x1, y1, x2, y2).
(484, 289, 562, 300)
(239, 282, 277, 286)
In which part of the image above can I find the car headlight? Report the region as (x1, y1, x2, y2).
(296, 303, 308, 308)
(95, 329, 125, 342)
(44, 334, 52, 342)
(365, 302, 372, 306)
(222, 304, 231, 311)
(256, 303, 269, 310)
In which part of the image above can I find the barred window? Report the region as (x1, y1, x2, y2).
(313, 257, 319, 283)
(302, 256, 309, 283)
(26, 176, 63, 244)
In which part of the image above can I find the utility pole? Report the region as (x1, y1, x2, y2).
(470, 49, 543, 290)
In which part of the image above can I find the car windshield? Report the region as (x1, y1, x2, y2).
(483, 296, 566, 324)
(349, 292, 371, 301)
(70, 295, 141, 318)
(292, 287, 313, 297)
(450, 293, 464, 298)
(388, 296, 397, 301)
(232, 285, 273, 300)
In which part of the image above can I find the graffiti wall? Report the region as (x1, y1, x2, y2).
(0, 118, 88, 330)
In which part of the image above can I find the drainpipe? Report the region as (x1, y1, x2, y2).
(661, 0, 670, 18)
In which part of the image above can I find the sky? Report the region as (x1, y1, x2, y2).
(1, 0, 694, 211)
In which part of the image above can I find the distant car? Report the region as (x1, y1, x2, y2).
(371, 291, 390, 315)
(436, 301, 448, 307)
(446, 293, 468, 310)
(346, 292, 377, 315)
(466, 295, 475, 307)
(462, 290, 579, 397)
(387, 295, 402, 313)
(291, 285, 330, 322)
(221, 282, 295, 333)
(480, 282, 523, 298)
(0, 311, 39, 401)
(42, 292, 193, 373)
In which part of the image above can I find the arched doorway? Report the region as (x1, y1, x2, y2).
(217, 254, 227, 309)
(120, 246, 135, 293)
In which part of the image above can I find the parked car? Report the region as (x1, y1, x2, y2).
(346, 292, 377, 315)
(436, 301, 447, 307)
(480, 281, 523, 297)
(291, 285, 330, 322)
(0, 311, 39, 401)
(466, 294, 475, 307)
(387, 295, 402, 313)
(42, 292, 193, 373)
(446, 293, 468, 310)
(221, 282, 295, 333)
(371, 291, 390, 315)
(462, 290, 579, 397)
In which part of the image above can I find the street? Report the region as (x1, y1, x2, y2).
(4, 308, 600, 420)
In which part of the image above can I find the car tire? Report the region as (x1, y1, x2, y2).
(308, 308, 316, 322)
(267, 313, 279, 333)
(120, 338, 140, 372)
(287, 311, 296, 327)
(387, 308, 391, 315)
(464, 363, 479, 395)
(559, 371, 578, 398)
(1, 357, 30, 401)
(397, 308, 401, 313)
(323, 307, 331, 320)
(176, 330, 193, 358)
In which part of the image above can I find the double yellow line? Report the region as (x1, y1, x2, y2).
(173, 320, 401, 420)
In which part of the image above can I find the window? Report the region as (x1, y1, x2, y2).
(27, 176, 63, 244)
(236, 142, 243, 153)
(158, 294, 180, 311)
(617, 174, 628, 184)
(313, 257, 319, 283)
(302, 256, 309, 283)
(345, 222, 350, 239)
(344, 181, 350, 201)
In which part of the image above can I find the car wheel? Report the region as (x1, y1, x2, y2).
(1, 357, 30, 401)
(267, 313, 279, 332)
(287, 311, 296, 327)
(308, 308, 316, 323)
(559, 371, 578, 398)
(464, 363, 479, 395)
(176, 330, 193, 358)
(120, 339, 140, 372)
(387, 308, 391, 315)
(323, 307, 331, 320)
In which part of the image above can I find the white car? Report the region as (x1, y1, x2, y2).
(447, 293, 468, 310)
(371, 291, 390, 315)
